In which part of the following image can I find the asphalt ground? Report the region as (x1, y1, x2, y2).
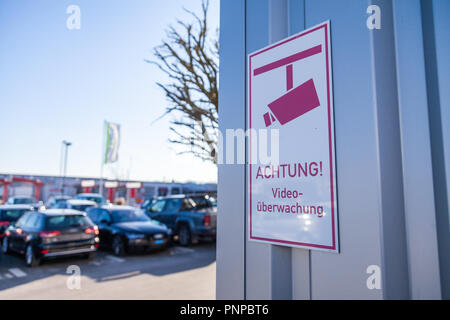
(0, 242, 216, 299)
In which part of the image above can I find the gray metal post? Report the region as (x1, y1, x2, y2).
(61, 140, 72, 195)
(217, 0, 448, 300)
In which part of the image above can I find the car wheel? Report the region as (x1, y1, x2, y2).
(112, 236, 125, 256)
(25, 244, 40, 267)
(2, 237, 10, 254)
(178, 225, 192, 246)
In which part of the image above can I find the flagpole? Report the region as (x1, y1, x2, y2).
(99, 120, 106, 197)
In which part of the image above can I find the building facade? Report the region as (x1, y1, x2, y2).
(0, 173, 217, 205)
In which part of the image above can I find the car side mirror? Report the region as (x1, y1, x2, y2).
(100, 219, 110, 225)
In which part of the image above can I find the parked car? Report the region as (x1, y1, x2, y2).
(145, 195, 217, 246)
(2, 209, 99, 267)
(45, 195, 72, 209)
(0, 204, 34, 242)
(75, 193, 106, 206)
(141, 198, 155, 211)
(66, 199, 97, 211)
(85, 205, 170, 256)
(6, 196, 35, 205)
(6, 196, 43, 210)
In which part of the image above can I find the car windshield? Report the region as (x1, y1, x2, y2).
(45, 215, 92, 230)
(71, 204, 95, 211)
(142, 199, 155, 209)
(111, 209, 150, 223)
(55, 202, 68, 209)
(0, 210, 28, 221)
(14, 198, 33, 204)
(78, 196, 103, 204)
(149, 200, 166, 212)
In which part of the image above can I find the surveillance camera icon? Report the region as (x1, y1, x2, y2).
(264, 78, 320, 127)
(253, 44, 322, 127)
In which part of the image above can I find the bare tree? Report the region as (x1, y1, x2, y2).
(147, 0, 218, 163)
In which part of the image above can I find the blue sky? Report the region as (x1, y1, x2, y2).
(0, 0, 219, 183)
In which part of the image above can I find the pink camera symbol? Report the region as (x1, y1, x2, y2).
(254, 44, 322, 127)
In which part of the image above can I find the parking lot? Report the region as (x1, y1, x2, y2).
(0, 242, 216, 299)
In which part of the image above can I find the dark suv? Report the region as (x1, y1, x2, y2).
(2, 209, 99, 267)
(145, 195, 217, 246)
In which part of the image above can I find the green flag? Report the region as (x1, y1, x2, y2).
(104, 122, 120, 164)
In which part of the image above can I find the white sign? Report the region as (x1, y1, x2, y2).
(104, 181, 118, 188)
(81, 180, 95, 188)
(126, 182, 142, 189)
(248, 21, 338, 252)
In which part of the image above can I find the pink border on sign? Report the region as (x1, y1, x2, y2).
(249, 22, 336, 251)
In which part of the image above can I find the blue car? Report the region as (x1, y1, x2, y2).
(145, 195, 217, 246)
(75, 193, 106, 206)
